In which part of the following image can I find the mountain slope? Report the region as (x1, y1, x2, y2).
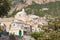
(25, 1, 60, 17)
(9, 0, 60, 17)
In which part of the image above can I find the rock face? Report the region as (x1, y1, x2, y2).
(26, 0, 59, 5)
(11, 0, 59, 6)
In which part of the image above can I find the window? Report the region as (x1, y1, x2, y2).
(24, 27, 27, 29)
(13, 24, 15, 26)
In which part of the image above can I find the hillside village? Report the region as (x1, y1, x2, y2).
(0, 9, 48, 35)
(0, 0, 60, 40)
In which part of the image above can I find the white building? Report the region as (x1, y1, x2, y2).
(14, 9, 48, 32)
(9, 19, 31, 35)
(15, 9, 27, 22)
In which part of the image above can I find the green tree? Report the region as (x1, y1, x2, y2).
(31, 32, 44, 40)
(0, 0, 11, 17)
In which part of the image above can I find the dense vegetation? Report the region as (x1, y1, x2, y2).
(0, 0, 11, 17)
(25, 1, 60, 17)
(31, 17, 60, 40)
(31, 31, 60, 40)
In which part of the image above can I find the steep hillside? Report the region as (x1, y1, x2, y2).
(9, 0, 60, 15)
(9, 0, 60, 17)
(25, 1, 60, 17)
